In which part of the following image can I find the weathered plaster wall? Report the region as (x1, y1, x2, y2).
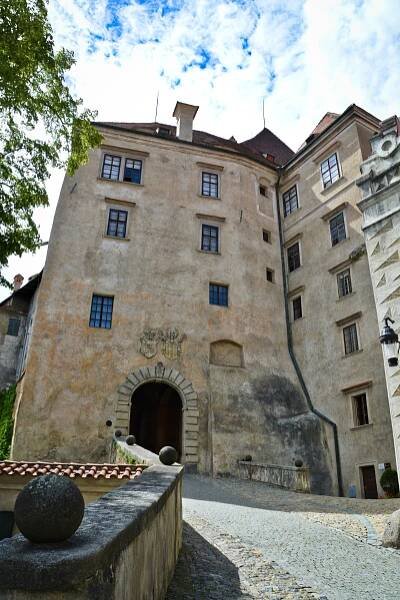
(11, 127, 336, 493)
(280, 120, 396, 497)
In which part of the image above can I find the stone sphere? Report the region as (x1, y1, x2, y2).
(159, 446, 178, 465)
(126, 434, 136, 446)
(294, 459, 303, 468)
(115, 429, 122, 437)
(15, 474, 85, 543)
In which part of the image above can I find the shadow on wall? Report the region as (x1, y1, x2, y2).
(251, 375, 334, 495)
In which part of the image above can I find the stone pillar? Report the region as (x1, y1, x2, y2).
(356, 116, 400, 474)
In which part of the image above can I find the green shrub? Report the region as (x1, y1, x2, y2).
(380, 468, 399, 497)
(0, 385, 16, 460)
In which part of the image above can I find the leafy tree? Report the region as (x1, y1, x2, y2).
(0, 0, 102, 287)
(0, 385, 16, 459)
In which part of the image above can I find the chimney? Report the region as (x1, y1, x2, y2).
(173, 101, 199, 143)
(13, 274, 24, 291)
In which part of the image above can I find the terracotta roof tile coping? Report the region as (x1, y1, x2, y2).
(0, 461, 144, 480)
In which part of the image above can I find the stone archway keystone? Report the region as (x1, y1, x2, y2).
(114, 365, 199, 464)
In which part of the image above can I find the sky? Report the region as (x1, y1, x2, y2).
(2, 0, 400, 299)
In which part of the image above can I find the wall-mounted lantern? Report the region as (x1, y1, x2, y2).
(379, 317, 399, 367)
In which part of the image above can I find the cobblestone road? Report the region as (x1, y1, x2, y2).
(166, 475, 400, 600)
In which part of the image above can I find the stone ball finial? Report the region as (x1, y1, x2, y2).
(126, 434, 136, 446)
(159, 446, 178, 465)
(115, 429, 122, 437)
(294, 459, 303, 468)
(14, 474, 85, 543)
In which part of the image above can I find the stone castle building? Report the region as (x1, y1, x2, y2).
(7, 101, 399, 497)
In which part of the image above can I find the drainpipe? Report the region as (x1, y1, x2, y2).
(275, 174, 344, 497)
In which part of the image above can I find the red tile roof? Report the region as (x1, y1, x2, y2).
(0, 461, 144, 480)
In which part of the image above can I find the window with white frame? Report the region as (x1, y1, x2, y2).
(337, 268, 352, 298)
(202, 172, 219, 198)
(321, 152, 340, 188)
(201, 224, 219, 253)
(330, 211, 346, 246)
(287, 241, 301, 272)
(343, 323, 359, 355)
(282, 185, 298, 217)
(352, 393, 369, 427)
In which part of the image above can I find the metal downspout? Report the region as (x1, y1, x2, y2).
(275, 174, 344, 497)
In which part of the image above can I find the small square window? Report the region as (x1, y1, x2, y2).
(337, 268, 352, 297)
(101, 154, 121, 180)
(343, 323, 359, 355)
(107, 209, 128, 238)
(321, 153, 340, 188)
(330, 211, 346, 246)
(283, 186, 298, 217)
(287, 242, 301, 272)
(123, 159, 142, 184)
(259, 185, 267, 196)
(262, 229, 271, 243)
(266, 268, 274, 283)
(293, 297, 302, 320)
(89, 295, 114, 329)
(202, 172, 219, 198)
(352, 393, 369, 426)
(201, 224, 219, 253)
(209, 283, 228, 306)
(7, 317, 20, 336)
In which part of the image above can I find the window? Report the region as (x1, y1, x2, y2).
(352, 393, 369, 426)
(201, 224, 219, 253)
(259, 185, 267, 196)
(202, 172, 219, 198)
(209, 284, 228, 306)
(337, 268, 352, 297)
(107, 209, 128, 238)
(123, 159, 142, 184)
(262, 229, 271, 243)
(7, 317, 20, 336)
(343, 323, 359, 355)
(321, 152, 340, 188)
(287, 242, 301, 272)
(101, 154, 121, 180)
(89, 295, 114, 329)
(282, 185, 298, 217)
(266, 268, 274, 283)
(293, 297, 302, 320)
(330, 211, 346, 246)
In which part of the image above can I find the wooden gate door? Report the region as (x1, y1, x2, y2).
(360, 465, 378, 499)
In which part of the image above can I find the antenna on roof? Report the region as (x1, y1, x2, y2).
(262, 97, 266, 129)
(154, 90, 159, 123)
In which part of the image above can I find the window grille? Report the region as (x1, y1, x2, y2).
(282, 186, 298, 217)
(202, 172, 219, 197)
(101, 154, 121, 180)
(287, 242, 301, 272)
(209, 284, 228, 306)
(337, 268, 352, 297)
(201, 225, 219, 252)
(343, 323, 359, 354)
(330, 211, 346, 246)
(89, 295, 114, 329)
(107, 209, 128, 238)
(123, 159, 142, 184)
(321, 153, 340, 188)
(293, 297, 302, 320)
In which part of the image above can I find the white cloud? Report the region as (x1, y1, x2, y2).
(2, 0, 399, 299)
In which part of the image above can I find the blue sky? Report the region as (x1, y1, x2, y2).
(1, 0, 400, 297)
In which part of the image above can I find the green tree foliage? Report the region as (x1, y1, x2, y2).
(380, 468, 399, 497)
(0, 0, 102, 287)
(0, 385, 16, 459)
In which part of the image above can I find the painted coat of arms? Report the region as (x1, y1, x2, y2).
(138, 327, 185, 360)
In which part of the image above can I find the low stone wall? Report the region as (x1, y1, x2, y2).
(237, 460, 311, 493)
(0, 464, 183, 599)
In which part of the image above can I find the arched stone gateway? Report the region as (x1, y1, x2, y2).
(114, 364, 199, 465)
